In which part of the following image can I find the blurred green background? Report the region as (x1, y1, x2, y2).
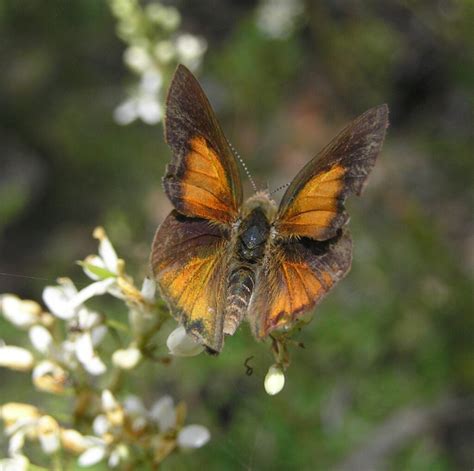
(0, 0, 473, 469)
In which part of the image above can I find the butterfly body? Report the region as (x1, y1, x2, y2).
(225, 198, 273, 335)
(151, 65, 388, 353)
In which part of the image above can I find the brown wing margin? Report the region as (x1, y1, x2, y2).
(275, 105, 389, 240)
(163, 65, 243, 224)
(247, 231, 353, 339)
(151, 210, 231, 352)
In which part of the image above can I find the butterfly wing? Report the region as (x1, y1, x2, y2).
(151, 210, 231, 352)
(247, 231, 352, 338)
(164, 65, 243, 224)
(275, 105, 389, 240)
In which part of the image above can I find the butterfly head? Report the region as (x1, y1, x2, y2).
(241, 190, 278, 222)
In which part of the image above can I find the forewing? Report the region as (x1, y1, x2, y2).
(247, 231, 352, 339)
(276, 105, 388, 240)
(151, 210, 230, 352)
(164, 65, 243, 224)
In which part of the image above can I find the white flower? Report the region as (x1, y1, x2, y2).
(114, 92, 163, 126)
(112, 346, 142, 370)
(32, 360, 68, 394)
(43, 277, 114, 319)
(92, 414, 110, 436)
(42, 278, 108, 375)
(177, 424, 210, 450)
(60, 428, 89, 454)
(166, 326, 204, 357)
(154, 40, 175, 63)
(149, 396, 176, 432)
(264, 364, 285, 395)
(256, 0, 304, 38)
(140, 277, 156, 302)
(124, 45, 151, 73)
(123, 395, 147, 432)
(141, 70, 162, 94)
(0, 294, 41, 329)
(145, 4, 180, 30)
(29, 325, 53, 354)
(175, 34, 207, 70)
(77, 438, 128, 468)
(37, 415, 60, 454)
(102, 390, 124, 426)
(78, 439, 107, 467)
(107, 444, 129, 468)
(0, 455, 29, 471)
(0, 345, 34, 372)
(0, 403, 40, 426)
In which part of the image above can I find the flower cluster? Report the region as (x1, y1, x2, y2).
(256, 0, 304, 39)
(0, 227, 209, 468)
(109, 0, 207, 125)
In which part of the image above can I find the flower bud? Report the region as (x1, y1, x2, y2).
(166, 326, 204, 357)
(264, 364, 285, 396)
(0, 345, 34, 371)
(112, 347, 141, 370)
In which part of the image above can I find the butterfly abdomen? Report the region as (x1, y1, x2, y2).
(224, 267, 255, 335)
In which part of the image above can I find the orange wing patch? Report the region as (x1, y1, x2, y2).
(151, 210, 230, 352)
(268, 260, 333, 330)
(158, 250, 224, 339)
(247, 233, 352, 339)
(276, 164, 348, 240)
(176, 136, 238, 223)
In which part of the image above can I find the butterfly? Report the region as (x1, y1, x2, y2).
(151, 65, 389, 353)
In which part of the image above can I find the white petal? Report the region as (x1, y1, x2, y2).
(55, 277, 78, 297)
(108, 450, 120, 468)
(264, 364, 285, 396)
(8, 430, 25, 456)
(29, 325, 53, 354)
(82, 255, 107, 280)
(140, 70, 162, 94)
(75, 333, 94, 364)
(123, 46, 151, 73)
(78, 445, 107, 467)
(175, 34, 207, 62)
(92, 414, 109, 436)
(0, 346, 34, 371)
(70, 279, 116, 309)
(83, 355, 106, 376)
(42, 286, 76, 320)
(108, 444, 128, 468)
(166, 326, 204, 357)
(93, 227, 119, 274)
(102, 390, 118, 412)
(178, 425, 210, 449)
(154, 40, 176, 63)
(37, 416, 60, 455)
(112, 347, 141, 370)
(123, 395, 146, 417)
(0, 456, 29, 471)
(77, 308, 101, 330)
(91, 325, 108, 346)
(149, 396, 176, 432)
(140, 277, 156, 302)
(137, 96, 162, 124)
(1, 295, 41, 328)
(32, 361, 67, 394)
(113, 99, 138, 126)
(60, 429, 89, 454)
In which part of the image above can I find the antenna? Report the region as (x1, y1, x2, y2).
(227, 138, 258, 193)
(269, 182, 290, 196)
